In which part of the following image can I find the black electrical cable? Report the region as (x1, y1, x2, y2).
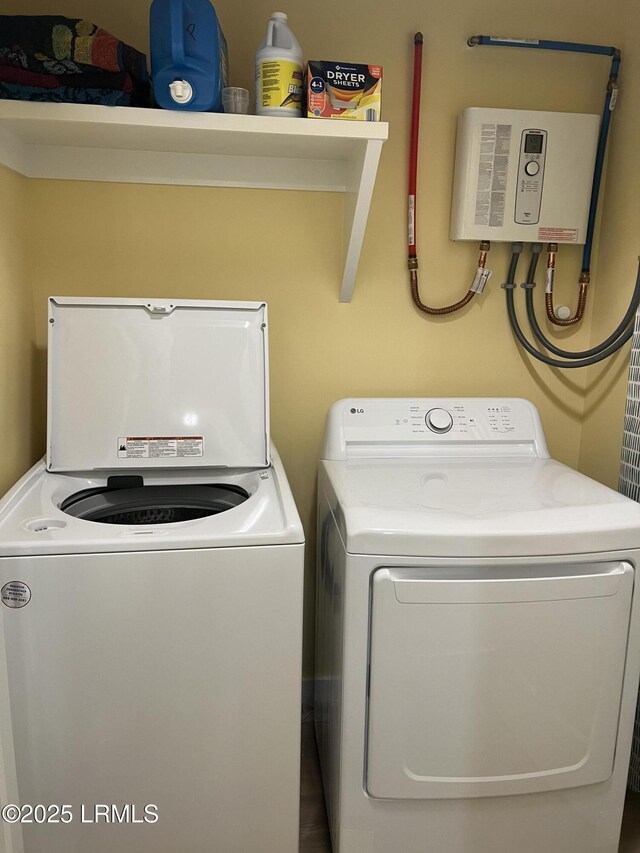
(505, 285, 634, 369)
(503, 244, 638, 368)
(524, 244, 541, 286)
(524, 254, 640, 359)
(506, 246, 520, 286)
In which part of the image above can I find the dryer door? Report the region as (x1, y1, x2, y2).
(366, 562, 633, 799)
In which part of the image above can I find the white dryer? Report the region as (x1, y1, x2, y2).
(315, 397, 640, 853)
(0, 298, 304, 853)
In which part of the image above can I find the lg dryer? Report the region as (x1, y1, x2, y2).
(0, 297, 304, 853)
(315, 397, 640, 853)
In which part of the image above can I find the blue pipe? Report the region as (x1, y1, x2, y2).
(468, 36, 621, 274)
(582, 77, 615, 270)
(470, 35, 617, 57)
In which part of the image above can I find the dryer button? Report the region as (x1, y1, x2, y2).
(425, 408, 453, 434)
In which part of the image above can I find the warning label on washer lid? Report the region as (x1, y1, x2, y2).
(2, 581, 31, 608)
(117, 437, 204, 459)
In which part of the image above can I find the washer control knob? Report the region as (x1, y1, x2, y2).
(525, 160, 540, 176)
(425, 408, 453, 434)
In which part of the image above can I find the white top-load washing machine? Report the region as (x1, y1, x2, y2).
(0, 297, 304, 853)
(315, 397, 640, 853)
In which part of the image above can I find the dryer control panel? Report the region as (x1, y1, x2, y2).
(321, 398, 549, 460)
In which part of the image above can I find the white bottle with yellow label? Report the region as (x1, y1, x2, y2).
(255, 12, 303, 117)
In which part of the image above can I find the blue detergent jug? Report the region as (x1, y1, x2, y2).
(150, 0, 228, 111)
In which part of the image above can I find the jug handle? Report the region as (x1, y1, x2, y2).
(169, 0, 186, 66)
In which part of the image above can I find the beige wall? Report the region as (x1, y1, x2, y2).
(3, 0, 638, 671)
(578, 0, 640, 487)
(0, 165, 41, 494)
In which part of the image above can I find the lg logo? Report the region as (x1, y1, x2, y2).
(350, 408, 365, 414)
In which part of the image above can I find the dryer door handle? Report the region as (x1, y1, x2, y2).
(384, 562, 629, 604)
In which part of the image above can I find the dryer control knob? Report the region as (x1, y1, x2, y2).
(425, 408, 453, 434)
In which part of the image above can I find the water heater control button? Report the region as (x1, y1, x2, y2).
(425, 408, 453, 433)
(524, 160, 540, 176)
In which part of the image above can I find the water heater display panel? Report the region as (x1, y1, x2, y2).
(515, 130, 547, 225)
(450, 108, 600, 244)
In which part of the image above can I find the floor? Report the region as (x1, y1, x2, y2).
(300, 723, 332, 852)
(622, 793, 640, 852)
(299, 723, 640, 853)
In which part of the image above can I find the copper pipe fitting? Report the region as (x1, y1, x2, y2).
(409, 269, 476, 315)
(544, 244, 588, 326)
(408, 243, 489, 316)
(546, 283, 588, 326)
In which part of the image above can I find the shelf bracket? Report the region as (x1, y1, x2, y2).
(340, 139, 384, 302)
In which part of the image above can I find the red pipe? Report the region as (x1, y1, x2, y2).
(408, 32, 423, 257)
(407, 32, 483, 316)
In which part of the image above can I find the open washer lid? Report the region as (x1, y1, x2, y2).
(47, 298, 269, 472)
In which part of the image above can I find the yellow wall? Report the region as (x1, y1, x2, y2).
(3, 0, 639, 672)
(0, 165, 41, 494)
(578, 0, 640, 487)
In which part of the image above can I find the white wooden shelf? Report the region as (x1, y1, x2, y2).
(0, 101, 388, 301)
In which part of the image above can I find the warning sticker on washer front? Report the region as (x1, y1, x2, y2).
(117, 437, 204, 459)
(2, 582, 31, 608)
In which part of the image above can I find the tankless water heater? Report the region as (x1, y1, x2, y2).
(450, 108, 600, 244)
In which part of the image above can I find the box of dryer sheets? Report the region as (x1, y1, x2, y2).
(307, 61, 382, 120)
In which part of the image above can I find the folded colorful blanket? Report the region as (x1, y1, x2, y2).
(0, 16, 150, 106)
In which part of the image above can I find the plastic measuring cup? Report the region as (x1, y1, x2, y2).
(222, 87, 250, 114)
